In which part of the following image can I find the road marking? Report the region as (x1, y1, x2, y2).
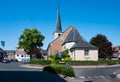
(105, 76, 111, 78)
(79, 76, 85, 79)
(78, 76, 112, 79)
(99, 76, 105, 78)
(93, 76, 99, 79)
(86, 76, 92, 79)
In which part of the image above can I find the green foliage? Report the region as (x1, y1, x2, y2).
(90, 34, 113, 59)
(43, 65, 75, 77)
(64, 57, 72, 61)
(65, 60, 98, 65)
(55, 53, 61, 60)
(50, 49, 70, 61)
(30, 60, 52, 65)
(17, 28, 45, 58)
(61, 49, 70, 59)
(106, 60, 117, 65)
(49, 58, 59, 64)
(64, 60, 119, 65)
(90, 34, 109, 47)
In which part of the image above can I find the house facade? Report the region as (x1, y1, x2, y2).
(5, 50, 16, 59)
(112, 46, 120, 59)
(47, 8, 98, 61)
(15, 50, 30, 62)
(0, 48, 6, 62)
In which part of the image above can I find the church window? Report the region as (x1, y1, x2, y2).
(84, 50, 89, 56)
(58, 33, 61, 37)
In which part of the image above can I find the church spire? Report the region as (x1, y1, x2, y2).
(56, 4, 62, 32)
(53, 2, 62, 40)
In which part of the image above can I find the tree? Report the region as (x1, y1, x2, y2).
(61, 49, 70, 59)
(90, 34, 109, 47)
(90, 34, 113, 59)
(99, 42, 113, 59)
(17, 28, 45, 58)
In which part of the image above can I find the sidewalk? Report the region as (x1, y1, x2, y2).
(20, 64, 120, 69)
(72, 64, 120, 68)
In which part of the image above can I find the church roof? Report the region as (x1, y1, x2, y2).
(55, 8, 62, 33)
(63, 27, 98, 50)
(71, 41, 98, 50)
(63, 27, 85, 44)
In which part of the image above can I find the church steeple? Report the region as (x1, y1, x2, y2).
(56, 7, 62, 32)
(54, 4, 62, 40)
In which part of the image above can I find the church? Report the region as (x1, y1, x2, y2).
(47, 8, 98, 61)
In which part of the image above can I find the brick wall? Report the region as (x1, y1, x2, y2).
(49, 26, 73, 55)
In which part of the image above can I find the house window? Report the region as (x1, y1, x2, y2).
(85, 50, 89, 56)
(21, 55, 23, 57)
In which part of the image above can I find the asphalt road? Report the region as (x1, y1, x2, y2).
(0, 62, 66, 82)
(1, 62, 120, 82)
(74, 65, 120, 79)
(0, 62, 42, 71)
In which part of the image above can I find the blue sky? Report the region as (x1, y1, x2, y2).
(0, 0, 120, 50)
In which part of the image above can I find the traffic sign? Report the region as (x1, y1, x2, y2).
(1, 41, 5, 47)
(66, 62, 71, 67)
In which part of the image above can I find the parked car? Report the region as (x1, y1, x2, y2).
(2, 58, 10, 63)
(12, 59, 18, 62)
(21, 59, 30, 64)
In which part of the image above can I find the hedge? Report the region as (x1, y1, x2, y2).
(30, 59, 120, 65)
(43, 65, 75, 77)
(30, 60, 52, 65)
(64, 60, 119, 65)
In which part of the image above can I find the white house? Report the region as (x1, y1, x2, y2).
(15, 50, 30, 62)
(62, 28, 98, 61)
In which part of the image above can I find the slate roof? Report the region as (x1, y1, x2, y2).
(63, 27, 98, 50)
(5, 50, 16, 53)
(0, 48, 6, 53)
(63, 28, 85, 44)
(55, 8, 62, 32)
(71, 41, 98, 50)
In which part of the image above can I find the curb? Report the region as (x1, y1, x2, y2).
(20, 64, 120, 69)
(20, 64, 44, 69)
(72, 64, 120, 68)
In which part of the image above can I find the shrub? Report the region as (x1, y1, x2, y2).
(61, 49, 70, 59)
(43, 65, 75, 77)
(64, 57, 72, 61)
(50, 49, 70, 61)
(65, 60, 98, 65)
(106, 60, 117, 65)
(64, 60, 118, 65)
(43, 66, 57, 75)
(49, 58, 59, 64)
(30, 60, 52, 65)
